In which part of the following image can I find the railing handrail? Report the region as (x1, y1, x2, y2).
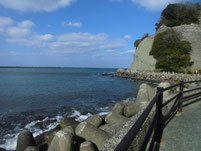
(114, 80, 201, 151)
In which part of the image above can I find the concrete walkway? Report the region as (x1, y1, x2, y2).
(160, 101, 201, 151)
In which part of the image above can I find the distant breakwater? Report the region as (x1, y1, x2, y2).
(113, 69, 201, 83)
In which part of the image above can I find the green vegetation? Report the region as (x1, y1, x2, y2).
(150, 29, 193, 73)
(156, 3, 201, 30)
(134, 33, 149, 48)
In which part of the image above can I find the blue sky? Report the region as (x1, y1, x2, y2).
(0, 0, 199, 68)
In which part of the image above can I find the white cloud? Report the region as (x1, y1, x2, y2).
(110, 49, 135, 56)
(39, 34, 53, 41)
(92, 54, 104, 58)
(7, 27, 32, 37)
(62, 21, 82, 27)
(122, 49, 135, 54)
(131, 0, 189, 10)
(18, 20, 35, 28)
(0, 0, 76, 12)
(124, 34, 132, 39)
(0, 16, 13, 27)
(1, 16, 127, 55)
(52, 32, 127, 53)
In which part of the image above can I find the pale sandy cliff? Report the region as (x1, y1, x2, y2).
(129, 15, 201, 72)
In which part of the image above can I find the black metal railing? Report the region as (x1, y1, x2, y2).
(115, 80, 201, 151)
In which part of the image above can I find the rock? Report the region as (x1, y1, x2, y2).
(99, 124, 110, 131)
(158, 82, 171, 96)
(85, 114, 103, 127)
(48, 131, 73, 151)
(35, 125, 60, 147)
(45, 130, 59, 147)
(80, 141, 97, 151)
(0, 147, 6, 151)
(129, 37, 156, 71)
(105, 112, 129, 125)
(187, 82, 198, 89)
(59, 117, 79, 129)
(34, 134, 45, 146)
(63, 126, 75, 135)
(16, 131, 36, 151)
(75, 121, 110, 149)
(112, 103, 125, 115)
(25, 146, 39, 151)
(136, 83, 156, 103)
(130, 20, 201, 72)
(104, 124, 123, 136)
(138, 101, 149, 110)
(136, 88, 150, 102)
(38, 143, 48, 151)
(123, 101, 140, 117)
(117, 69, 126, 73)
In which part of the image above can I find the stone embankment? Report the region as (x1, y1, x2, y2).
(114, 69, 201, 83)
(5, 80, 200, 151)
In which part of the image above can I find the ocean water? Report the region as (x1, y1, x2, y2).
(0, 67, 143, 150)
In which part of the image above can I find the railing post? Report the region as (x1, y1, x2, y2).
(179, 81, 184, 112)
(154, 87, 163, 151)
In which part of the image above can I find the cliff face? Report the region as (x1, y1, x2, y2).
(130, 15, 201, 72)
(129, 37, 156, 71)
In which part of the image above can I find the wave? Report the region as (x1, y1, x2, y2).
(0, 115, 62, 151)
(0, 104, 120, 150)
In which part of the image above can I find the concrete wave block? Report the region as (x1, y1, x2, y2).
(75, 121, 110, 149)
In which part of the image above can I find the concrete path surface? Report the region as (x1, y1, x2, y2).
(160, 101, 201, 151)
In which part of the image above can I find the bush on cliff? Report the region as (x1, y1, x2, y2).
(150, 29, 193, 73)
(156, 3, 201, 30)
(134, 33, 149, 48)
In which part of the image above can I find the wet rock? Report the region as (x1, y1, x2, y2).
(80, 141, 98, 151)
(0, 147, 6, 151)
(59, 117, 79, 129)
(16, 131, 36, 151)
(112, 103, 125, 115)
(75, 121, 110, 149)
(105, 112, 129, 125)
(38, 143, 48, 151)
(34, 133, 45, 146)
(34, 120, 57, 130)
(45, 130, 59, 147)
(48, 131, 73, 151)
(25, 146, 39, 151)
(85, 114, 103, 127)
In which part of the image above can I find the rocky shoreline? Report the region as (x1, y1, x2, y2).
(2, 79, 199, 151)
(113, 69, 201, 83)
(1, 78, 200, 151)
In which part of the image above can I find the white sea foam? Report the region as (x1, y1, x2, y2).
(0, 115, 62, 150)
(69, 110, 92, 122)
(76, 113, 92, 122)
(0, 127, 21, 150)
(1, 108, 111, 150)
(98, 112, 109, 116)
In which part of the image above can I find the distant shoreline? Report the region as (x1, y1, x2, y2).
(0, 66, 61, 68)
(0, 66, 119, 69)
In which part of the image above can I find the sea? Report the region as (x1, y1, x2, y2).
(0, 67, 144, 150)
